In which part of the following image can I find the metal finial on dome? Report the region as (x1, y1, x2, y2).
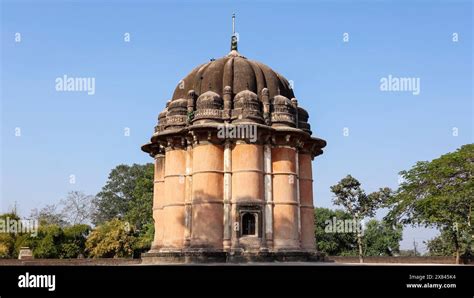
(232, 13, 235, 35)
(231, 13, 238, 51)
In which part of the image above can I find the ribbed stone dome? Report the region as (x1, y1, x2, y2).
(143, 45, 326, 157)
(172, 50, 295, 102)
(149, 49, 317, 137)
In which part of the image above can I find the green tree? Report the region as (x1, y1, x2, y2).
(314, 207, 357, 256)
(386, 144, 474, 264)
(19, 223, 90, 259)
(424, 230, 454, 257)
(60, 224, 91, 258)
(363, 219, 402, 256)
(330, 175, 392, 263)
(0, 213, 21, 258)
(85, 219, 136, 258)
(1, 217, 111, 259)
(0, 212, 37, 259)
(125, 165, 154, 230)
(30, 224, 64, 258)
(424, 228, 471, 259)
(132, 222, 154, 258)
(92, 164, 154, 230)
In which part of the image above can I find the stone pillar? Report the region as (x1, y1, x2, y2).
(272, 146, 300, 250)
(230, 199, 240, 250)
(223, 86, 232, 120)
(151, 154, 165, 251)
(190, 143, 224, 249)
(295, 149, 301, 242)
(299, 153, 316, 251)
(231, 143, 264, 251)
(183, 143, 193, 248)
(262, 88, 270, 124)
(264, 143, 273, 249)
(187, 90, 196, 124)
(162, 148, 186, 250)
(223, 141, 232, 251)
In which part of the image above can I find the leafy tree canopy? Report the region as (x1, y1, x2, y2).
(23, 223, 91, 259)
(314, 208, 403, 257)
(425, 227, 472, 258)
(363, 219, 402, 257)
(85, 219, 136, 258)
(92, 164, 154, 231)
(314, 207, 357, 256)
(386, 144, 473, 262)
(330, 175, 392, 262)
(0, 213, 21, 258)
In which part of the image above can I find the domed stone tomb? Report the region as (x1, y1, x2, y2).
(141, 30, 326, 263)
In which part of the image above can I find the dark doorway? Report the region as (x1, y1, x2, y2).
(242, 213, 256, 236)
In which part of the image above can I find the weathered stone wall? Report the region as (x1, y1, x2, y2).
(3, 256, 467, 265)
(0, 259, 141, 266)
(329, 256, 472, 264)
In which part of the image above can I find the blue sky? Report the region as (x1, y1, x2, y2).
(1, 0, 472, 252)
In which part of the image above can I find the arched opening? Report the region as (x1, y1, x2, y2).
(242, 212, 256, 236)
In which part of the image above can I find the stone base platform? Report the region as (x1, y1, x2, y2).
(141, 250, 325, 264)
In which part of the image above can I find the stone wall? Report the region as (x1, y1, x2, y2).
(0, 259, 141, 266)
(329, 256, 473, 264)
